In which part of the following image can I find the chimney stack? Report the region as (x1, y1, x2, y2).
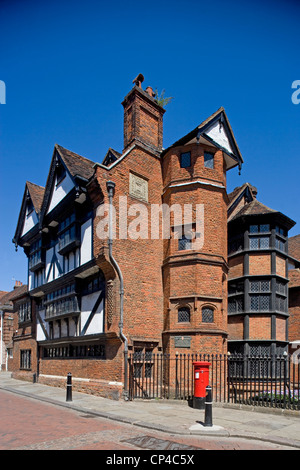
(122, 74, 165, 152)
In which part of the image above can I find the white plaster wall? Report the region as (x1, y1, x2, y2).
(21, 209, 38, 236)
(205, 121, 233, 154)
(80, 292, 104, 335)
(80, 218, 92, 265)
(36, 309, 47, 341)
(47, 172, 74, 214)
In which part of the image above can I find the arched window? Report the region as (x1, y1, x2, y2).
(178, 306, 190, 323)
(202, 307, 214, 323)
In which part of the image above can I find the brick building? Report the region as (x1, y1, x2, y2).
(227, 183, 297, 357)
(10, 75, 298, 398)
(0, 282, 28, 372)
(288, 235, 300, 354)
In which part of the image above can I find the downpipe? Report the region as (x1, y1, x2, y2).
(106, 181, 129, 400)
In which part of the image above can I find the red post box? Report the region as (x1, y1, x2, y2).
(192, 361, 211, 409)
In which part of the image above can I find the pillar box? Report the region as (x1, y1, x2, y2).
(192, 361, 211, 409)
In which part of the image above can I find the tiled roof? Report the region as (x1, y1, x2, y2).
(0, 285, 28, 306)
(231, 199, 277, 220)
(55, 144, 96, 180)
(26, 181, 45, 214)
(227, 182, 257, 204)
(289, 234, 300, 261)
(289, 269, 300, 288)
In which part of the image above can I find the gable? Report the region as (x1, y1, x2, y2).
(21, 195, 39, 236)
(203, 120, 234, 155)
(46, 165, 75, 214)
(161, 107, 243, 172)
(14, 182, 45, 244)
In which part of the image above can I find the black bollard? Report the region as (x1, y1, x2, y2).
(204, 385, 213, 427)
(66, 372, 72, 402)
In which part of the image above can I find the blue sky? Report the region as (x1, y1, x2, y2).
(0, 0, 299, 291)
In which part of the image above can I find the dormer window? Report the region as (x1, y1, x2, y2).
(26, 198, 34, 217)
(56, 160, 66, 185)
(58, 213, 80, 255)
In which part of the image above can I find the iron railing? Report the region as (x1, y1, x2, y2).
(128, 352, 300, 410)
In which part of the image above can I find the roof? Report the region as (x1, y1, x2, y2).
(231, 199, 277, 219)
(227, 182, 257, 204)
(289, 234, 300, 261)
(55, 144, 96, 181)
(26, 181, 45, 214)
(0, 284, 28, 307)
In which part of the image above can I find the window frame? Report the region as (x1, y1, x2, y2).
(180, 151, 191, 168)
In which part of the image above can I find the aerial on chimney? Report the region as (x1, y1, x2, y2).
(132, 73, 144, 88)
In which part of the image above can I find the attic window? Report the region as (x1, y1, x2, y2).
(26, 199, 34, 217)
(56, 161, 66, 185)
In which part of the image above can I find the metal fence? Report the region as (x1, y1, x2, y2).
(128, 352, 300, 410)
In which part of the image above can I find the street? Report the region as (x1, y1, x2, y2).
(0, 389, 294, 452)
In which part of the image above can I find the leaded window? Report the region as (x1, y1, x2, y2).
(204, 151, 214, 169)
(178, 235, 192, 251)
(178, 307, 190, 323)
(249, 280, 270, 293)
(180, 152, 191, 168)
(249, 236, 270, 250)
(249, 224, 270, 233)
(202, 307, 214, 323)
(228, 297, 244, 313)
(20, 350, 31, 370)
(250, 294, 270, 311)
(19, 302, 31, 323)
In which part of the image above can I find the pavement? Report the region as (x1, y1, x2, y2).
(0, 371, 299, 449)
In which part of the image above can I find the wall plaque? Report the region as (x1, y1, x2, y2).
(174, 336, 191, 348)
(129, 173, 148, 202)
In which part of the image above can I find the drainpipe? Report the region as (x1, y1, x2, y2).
(106, 181, 129, 400)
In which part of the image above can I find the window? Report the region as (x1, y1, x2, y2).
(249, 224, 270, 233)
(249, 236, 269, 250)
(228, 237, 244, 254)
(43, 344, 105, 359)
(202, 307, 214, 323)
(19, 302, 31, 323)
(20, 350, 31, 370)
(204, 151, 214, 169)
(276, 295, 287, 312)
(132, 345, 154, 379)
(45, 283, 79, 320)
(29, 238, 44, 271)
(82, 272, 105, 295)
(56, 161, 66, 185)
(180, 152, 191, 168)
(58, 213, 79, 254)
(250, 294, 270, 311)
(178, 234, 192, 251)
(228, 297, 244, 313)
(249, 280, 270, 293)
(178, 306, 190, 323)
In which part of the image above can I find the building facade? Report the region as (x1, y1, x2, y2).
(10, 75, 298, 399)
(227, 183, 297, 356)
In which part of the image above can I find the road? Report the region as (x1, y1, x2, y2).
(0, 389, 294, 452)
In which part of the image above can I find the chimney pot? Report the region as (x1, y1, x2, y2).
(132, 73, 144, 88)
(145, 86, 155, 97)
